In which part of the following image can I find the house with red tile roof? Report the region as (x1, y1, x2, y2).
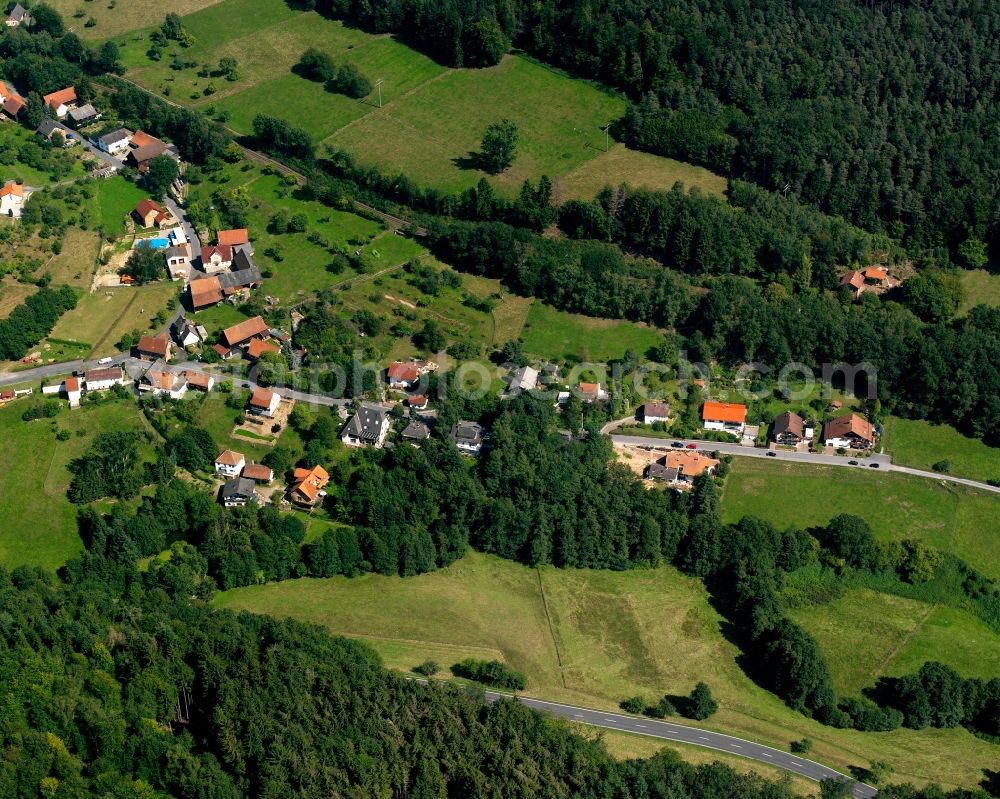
(701, 401, 747, 434)
(289, 464, 329, 507)
(43, 86, 76, 118)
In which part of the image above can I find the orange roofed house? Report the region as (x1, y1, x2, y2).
(43, 86, 76, 118)
(0, 180, 25, 218)
(222, 315, 269, 348)
(289, 464, 329, 507)
(822, 413, 875, 450)
(646, 450, 720, 486)
(217, 228, 250, 249)
(134, 198, 170, 228)
(248, 387, 281, 418)
(702, 401, 747, 435)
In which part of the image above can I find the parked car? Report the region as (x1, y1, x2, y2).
(671, 441, 684, 448)
(97, 356, 113, 365)
(869, 462, 880, 468)
(766, 451, 777, 457)
(686, 443, 697, 449)
(848, 460, 859, 465)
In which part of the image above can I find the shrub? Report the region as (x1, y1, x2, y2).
(619, 696, 646, 714)
(450, 659, 526, 690)
(413, 660, 440, 677)
(327, 63, 372, 98)
(790, 738, 812, 753)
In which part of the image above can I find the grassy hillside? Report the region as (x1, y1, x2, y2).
(0, 398, 154, 570)
(883, 416, 1000, 484)
(789, 588, 1000, 695)
(519, 303, 662, 363)
(720, 459, 1000, 581)
(106, 0, 712, 197)
(958, 268, 1000, 314)
(214, 551, 1000, 791)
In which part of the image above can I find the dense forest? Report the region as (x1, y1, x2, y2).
(0, 284, 77, 360)
(310, 0, 1000, 261)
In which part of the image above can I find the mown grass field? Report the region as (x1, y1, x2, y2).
(958, 268, 1000, 314)
(720, 459, 1000, 582)
(0, 398, 153, 571)
(214, 550, 1000, 791)
(0, 278, 38, 319)
(557, 145, 728, 202)
(520, 302, 662, 363)
(883, 416, 1000, 483)
(38, 228, 102, 289)
(789, 588, 1000, 695)
(48, 0, 221, 39)
(50, 283, 178, 358)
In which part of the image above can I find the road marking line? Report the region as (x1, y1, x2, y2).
(698, 736, 709, 741)
(762, 753, 773, 758)
(731, 744, 742, 748)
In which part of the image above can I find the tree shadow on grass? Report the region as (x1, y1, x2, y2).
(452, 151, 494, 174)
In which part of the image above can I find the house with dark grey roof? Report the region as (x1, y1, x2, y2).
(451, 421, 485, 455)
(400, 420, 430, 444)
(36, 119, 59, 140)
(97, 127, 132, 155)
(221, 477, 259, 507)
(67, 104, 99, 128)
(6, 4, 29, 26)
(341, 404, 391, 448)
(645, 463, 680, 483)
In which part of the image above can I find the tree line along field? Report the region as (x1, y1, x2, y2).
(105, 0, 726, 197)
(213, 550, 1000, 791)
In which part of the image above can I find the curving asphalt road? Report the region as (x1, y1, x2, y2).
(476, 690, 876, 796)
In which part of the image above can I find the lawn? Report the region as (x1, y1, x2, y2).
(50, 283, 179, 357)
(788, 588, 1000, 696)
(329, 55, 626, 195)
(0, 125, 87, 186)
(0, 397, 153, 571)
(720, 459, 1000, 582)
(92, 177, 150, 236)
(190, 302, 254, 338)
(557, 145, 729, 202)
(882, 416, 1000, 483)
(958, 268, 1000, 314)
(519, 302, 662, 363)
(214, 550, 1000, 791)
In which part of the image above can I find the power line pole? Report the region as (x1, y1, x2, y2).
(602, 123, 611, 152)
(375, 79, 383, 108)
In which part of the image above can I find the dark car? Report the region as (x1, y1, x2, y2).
(848, 460, 859, 465)
(766, 451, 777, 457)
(671, 441, 684, 448)
(686, 443, 698, 449)
(869, 462, 880, 468)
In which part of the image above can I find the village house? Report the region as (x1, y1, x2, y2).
(840, 270, 865, 300)
(246, 338, 281, 360)
(506, 365, 539, 395)
(189, 276, 225, 310)
(138, 360, 188, 399)
(83, 366, 126, 392)
(0, 181, 25, 218)
(451, 420, 485, 455)
(248, 387, 281, 417)
(407, 394, 428, 411)
(43, 86, 76, 118)
(221, 316, 270, 348)
(400, 420, 431, 444)
(67, 104, 99, 129)
(126, 131, 172, 171)
(135, 332, 172, 361)
(6, 3, 29, 26)
(217, 228, 250, 250)
(184, 370, 215, 392)
(639, 402, 671, 425)
(215, 260, 263, 300)
(823, 413, 875, 450)
(702, 401, 747, 435)
(340, 403, 391, 448)
(644, 462, 680, 482)
(772, 411, 806, 445)
(578, 382, 607, 403)
(36, 119, 59, 141)
(166, 244, 192, 280)
(64, 377, 81, 409)
(96, 128, 132, 155)
(133, 198, 170, 229)
(387, 361, 421, 390)
(170, 316, 207, 348)
(242, 463, 273, 483)
(0, 81, 25, 120)
(289, 464, 330, 507)
(201, 244, 233, 273)
(214, 450, 246, 477)
(213, 343, 237, 360)
(221, 477, 258, 508)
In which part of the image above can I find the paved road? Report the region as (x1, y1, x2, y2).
(163, 196, 201, 261)
(475, 690, 874, 797)
(611, 432, 1000, 495)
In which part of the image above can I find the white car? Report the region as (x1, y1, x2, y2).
(97, 357, 114, 365)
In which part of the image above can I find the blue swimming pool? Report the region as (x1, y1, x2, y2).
(136, 238, 169, 249)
